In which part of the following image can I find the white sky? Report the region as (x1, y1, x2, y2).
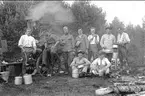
(65, 1, 145, 26)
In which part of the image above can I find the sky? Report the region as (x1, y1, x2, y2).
(65, 1, 145, 26)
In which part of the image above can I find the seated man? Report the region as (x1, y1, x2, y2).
(90, 50, 111, 77)
(70, 50, 90, 77)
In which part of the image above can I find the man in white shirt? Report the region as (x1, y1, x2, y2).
(90, 50, 111, 77)
(18, 28, 37, 53)
(88, 27, 99, 61)
(18, 28, 38, 75)
(100, 27, 116, 51)
(100, 27, 116, 61)
(117, 27, 130, 63)
(70, 50, 91, 77)
(117, 28, 130, 44)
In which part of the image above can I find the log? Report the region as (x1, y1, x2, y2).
(127, 91, 145, 96)
(113, 85, 145, 93)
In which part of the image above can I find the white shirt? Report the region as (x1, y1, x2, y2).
(91, 57, 111, 69)
(100, 34, 116, 50)
(71, 57, 90, 66)
(88, 34, 99, 44)
(18, 34, 36, 48)
(117, 32, 130, 44)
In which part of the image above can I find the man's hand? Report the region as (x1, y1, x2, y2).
(21, 47, 25, 52)
(98, 69, 103, 74)
(102, 46, 107, 49)
(95, 39, 99, 44)
(72, 49, 75, 52)
(51, 45, 55, 50)
(70, 64, 73, 67)
(90, 36, 94, 41)
(86, 49, 88, 54)
(33, 50, 36, 54)
(101, 68, 106, 72)
(70, 64, 77, 67)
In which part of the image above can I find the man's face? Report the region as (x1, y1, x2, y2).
(118, 28, 123, 34)
(99, 54, 105, 59)
(78, 29, 83, 35)
(46, 33, 51, 39)
(90, 28, 95, 34)
(78, 53, 83, 58)
(63, 27, 68, 34)
(26, 30, 32, 36)
(106, 29, 110, 34)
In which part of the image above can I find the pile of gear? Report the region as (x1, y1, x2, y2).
(95, 76, 145, 96)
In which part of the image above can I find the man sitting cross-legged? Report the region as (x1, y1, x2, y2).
(70, 50, 91, 77)
(90, 50, 111, 77)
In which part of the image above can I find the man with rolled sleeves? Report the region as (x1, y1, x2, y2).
(88, 27, 99, 61)
(100, 27, 116, 61)
(18, 28, 41, 75)
(75, 28, 89, 58)
(60, 26, 75, 74)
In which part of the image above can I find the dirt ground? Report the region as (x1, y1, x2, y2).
(0, 74, 116, 96)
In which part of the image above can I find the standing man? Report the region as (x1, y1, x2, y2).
(117, 27, 130, 64)
(60, 26, 75, 74)
(100, 27, 116, 61)
(18, 28, 37, 75)
(88, 27, 99, 61)
(42, 32, 59, 76)
(75, 28, 89, 58)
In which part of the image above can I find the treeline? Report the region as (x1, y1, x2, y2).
(0, 1, 144, 65)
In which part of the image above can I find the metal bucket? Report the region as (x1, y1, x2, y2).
(14, 76, 22, 85)
(112, 52, 118, 59)
(72, 68, 79, 78)
(23, 74, 33, 84)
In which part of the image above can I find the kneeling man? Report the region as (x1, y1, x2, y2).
(70, 50, 90, 76)
(90, 50, 111, 77)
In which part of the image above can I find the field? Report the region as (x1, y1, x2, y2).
(0, 75, 114, 96)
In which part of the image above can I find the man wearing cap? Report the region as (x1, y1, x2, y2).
(60, 26, 75, 74)
(100, 27, 116, 51)
(100, 27, 116, 61)
(18, 28, 37, 75)
(117, 27, 130, 63)
(90, 50, 111, 77)
(70, 50, 91, 77)
(88, 27, 99, 61)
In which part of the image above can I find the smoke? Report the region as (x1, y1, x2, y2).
(26, 1, 74, 25)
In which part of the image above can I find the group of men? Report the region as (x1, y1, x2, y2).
(18, 25, 130, 77)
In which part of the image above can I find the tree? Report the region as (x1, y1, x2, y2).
(125, 23, 145, 65)
(125, 23, 135, 42)
(110, 17, 125, 37)
(0, 1, 33, 52)
(70, 1, 106, 36)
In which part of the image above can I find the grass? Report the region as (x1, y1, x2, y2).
(0, 75, 114, 96)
